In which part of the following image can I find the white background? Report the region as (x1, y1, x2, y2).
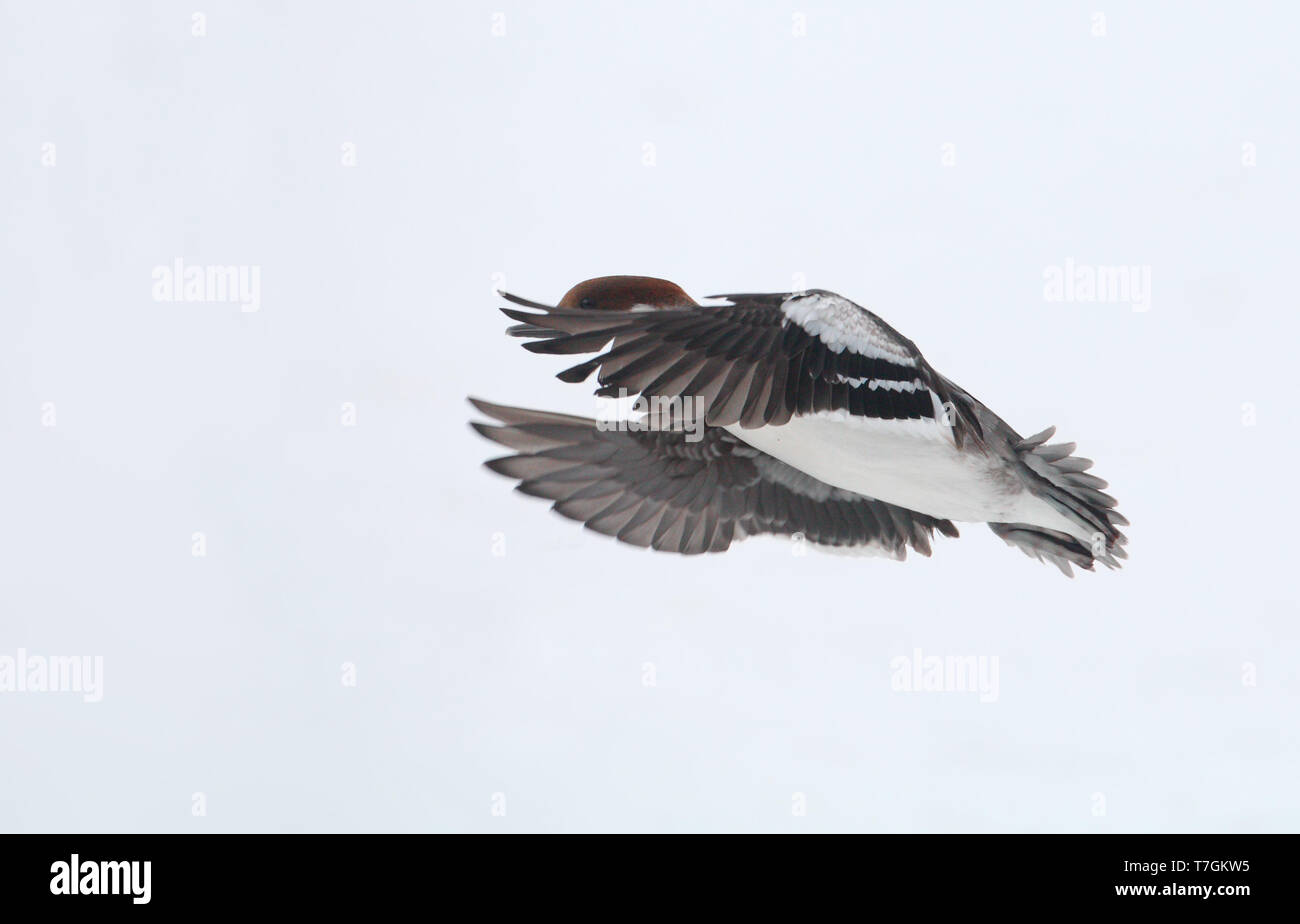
(1, 1, 1297, 832)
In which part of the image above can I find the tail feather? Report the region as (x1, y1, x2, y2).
(992, 424, 1129, 576)
(988, 524, 1097, 577)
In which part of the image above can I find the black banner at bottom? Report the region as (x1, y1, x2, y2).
(0, 834, 1287, 909)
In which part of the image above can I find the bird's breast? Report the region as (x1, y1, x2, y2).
(723, 411, 1026, 524)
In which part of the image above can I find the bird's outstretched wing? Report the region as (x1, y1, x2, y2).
(498, 289, 984, 447)
(470, 397, 959, 558)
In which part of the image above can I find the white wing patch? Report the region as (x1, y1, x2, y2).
(830, 374, 923, 391)
(867, 378, 923, 392)
(781, 292, 917, 366)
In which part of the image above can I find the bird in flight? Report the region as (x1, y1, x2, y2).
(471, 276, 1127, 575)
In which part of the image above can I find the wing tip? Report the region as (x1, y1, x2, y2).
(497, 290, 555, 310)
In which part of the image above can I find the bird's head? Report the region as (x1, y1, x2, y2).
(557, 275, 696, 311)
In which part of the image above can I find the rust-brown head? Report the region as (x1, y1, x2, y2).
(557, 275, 696, 311)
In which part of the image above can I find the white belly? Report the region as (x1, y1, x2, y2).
(725, 411, 1060, 527)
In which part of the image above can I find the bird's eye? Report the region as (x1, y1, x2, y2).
(579, 297, 595, 308)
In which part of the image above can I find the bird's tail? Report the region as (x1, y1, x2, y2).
(989, 426, 1129, 577)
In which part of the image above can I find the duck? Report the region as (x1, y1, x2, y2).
(471, 275, 1127, 575)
